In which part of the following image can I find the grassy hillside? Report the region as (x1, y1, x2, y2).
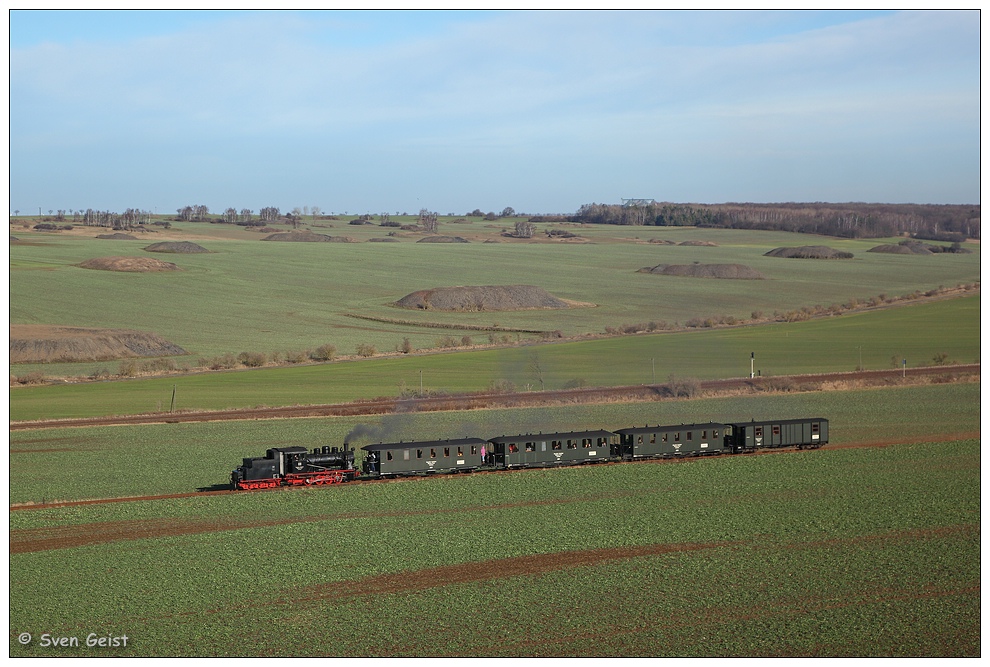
(9, 222, 980, 379)
(9, 294, 980, 421)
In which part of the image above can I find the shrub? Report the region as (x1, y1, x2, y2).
(238, 351, 268, 367)
(398, 338, 413, 354)
(285, 350, 309, 364)
(356, 343, 377, 357)
(764, 377, 796, 392)
(436, 335, 459, 348)
(118, 359, 139, 377)
(488, 379, 516, 393)
(665, 376, 700, 398)
(310, 344, 337, 362)
(141, 358, 177, 373)
(14, 371, 46, 385)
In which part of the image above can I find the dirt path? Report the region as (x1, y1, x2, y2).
(9, 364, 979, 431)
(9, 491, 641, 552)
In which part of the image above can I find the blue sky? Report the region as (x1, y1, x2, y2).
(8, 9, 980, 216)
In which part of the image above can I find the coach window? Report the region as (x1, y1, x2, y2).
(541, 442, 547, 452)
(812, 423, 820, 434)
(637, 435, 644, 445)
(687, 431, 693, 441)
(509, 443, 519, 453)
(713, 429, 719, 438)
(772, 426, 781, 436)
(662, 433, 668, 443)
(567, 440, 577, 449)
(525, 442, 535, 452)
(674, 432, 680, 442)
(755, 426, 763, 438)
(430, 448, 437, 458)
(650, 433, 656, 444)
(470, 445, 477, 455)
(417, 449, 423, 459)
(444, 447, 450, 457)
(552, 441, 562, 450)
(386, 451, 393, 461)
(404, 450, 410, 460)
(702, 430, 707, 439)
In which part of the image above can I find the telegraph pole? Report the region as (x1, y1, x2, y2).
(750, 352, 755, 379)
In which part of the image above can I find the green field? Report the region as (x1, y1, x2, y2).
(9, 220, 980, 656)
(9, 221, 980, 380)
(8, 382, 980, 505)
(9, 384, 980, 657)
(9, 294, 980, 421)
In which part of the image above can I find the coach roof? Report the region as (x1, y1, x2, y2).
(361, 437, 488, 452)
(487, 430, 616, 443)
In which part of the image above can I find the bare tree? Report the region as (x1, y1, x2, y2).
(418, 209, 439, 234)
(529, 352, 546, 391)
(514, 220, 536, 238)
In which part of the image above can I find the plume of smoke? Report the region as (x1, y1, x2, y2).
(344, 412, 416, 445)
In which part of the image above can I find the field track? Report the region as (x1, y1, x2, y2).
(8, 429, 979, 514)
(9, 364, 979, 431)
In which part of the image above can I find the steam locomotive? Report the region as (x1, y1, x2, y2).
(230, 417, 827, 490)
(231, 444, 358, 490)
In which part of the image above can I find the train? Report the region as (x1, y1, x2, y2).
(230, 416, 828, 490)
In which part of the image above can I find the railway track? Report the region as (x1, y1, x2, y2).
(9, 429, 980, 512)
(9, 364, 979, 431)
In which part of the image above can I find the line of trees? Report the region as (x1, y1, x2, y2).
(574, 202, 980, 240)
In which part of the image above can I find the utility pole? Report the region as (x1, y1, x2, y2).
(750, 352, 755, 379)
(170, 385, 176, 412)
(652, 357, 655, 385)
